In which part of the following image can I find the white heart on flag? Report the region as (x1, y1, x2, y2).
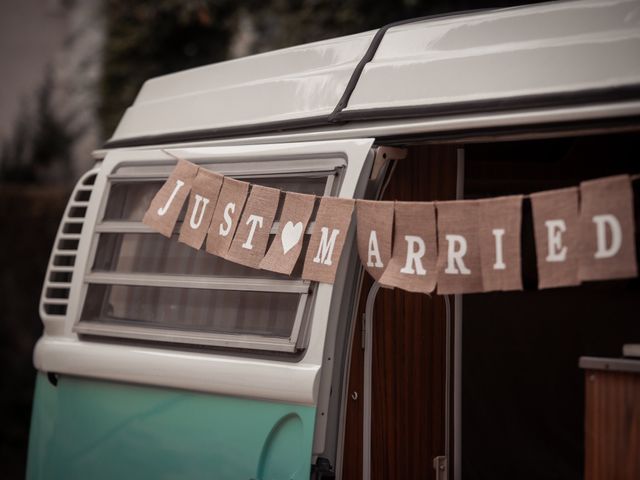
(281, 221, 303, 254)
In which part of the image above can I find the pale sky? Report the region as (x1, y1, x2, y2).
(0, 0, 67, 141)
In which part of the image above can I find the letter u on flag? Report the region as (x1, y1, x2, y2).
(143, 159, 199, 237)
(178, 168, 224, 249)
(379, 201, 437, 293)
(302, 197, 355, 284)
(578, 175, 637, 281)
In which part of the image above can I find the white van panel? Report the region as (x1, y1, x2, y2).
(346, 0, 640, 112)
(35, 139, 375, 406)
(109, 31, 375, 142)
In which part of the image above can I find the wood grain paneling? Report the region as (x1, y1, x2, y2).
(342, 146, 458, 480)
(584, 369, 640, 480)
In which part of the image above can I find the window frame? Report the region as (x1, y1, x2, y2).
(74, 153, 346, 353)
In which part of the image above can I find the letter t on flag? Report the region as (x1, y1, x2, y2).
(302, 197, 355, 284)
(578, 175, 637, 281)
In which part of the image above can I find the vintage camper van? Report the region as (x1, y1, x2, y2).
(28, 0, 640, 479)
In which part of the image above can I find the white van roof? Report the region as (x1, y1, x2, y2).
(107, 0, 640, 147)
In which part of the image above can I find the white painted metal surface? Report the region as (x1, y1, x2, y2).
(109, 31, 375, 142)
(107, 0, 640, 145)
(34, 138, 375, 406)
(346, 0, 640, 112)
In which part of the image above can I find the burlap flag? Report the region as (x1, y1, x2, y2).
(205, 177, 250, 257)
(178, 169, 224, 249)
(260, 191, 316, 275)
(578, 175, 637, 281)
(478, 195, 524, 292)
(143, 159, 198, 237)
(379, 202, 437, 293)
(356, 200, 394, 281)
(530, 187, 580, 289)
(436, 200, 483, 294)
(302, 197, 355, 284)
(226, 185, 281, 268)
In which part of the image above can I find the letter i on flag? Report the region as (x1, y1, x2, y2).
(143, 159, 199, 237)
(379, 202, 437, 293)
(178, 169, 224, 249)
(302, 197, 355, 284)
(578, 175, 637, 281)
(356, 200, 394, 281)
(478, 195, 524, 292)
(530, 187, 580, 289)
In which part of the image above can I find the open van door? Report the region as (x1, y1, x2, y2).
(29, 138, 400, 480)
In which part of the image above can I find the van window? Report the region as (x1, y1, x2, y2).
(75, 161, 340, 352)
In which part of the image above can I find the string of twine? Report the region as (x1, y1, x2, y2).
(163, 148, 640, 198)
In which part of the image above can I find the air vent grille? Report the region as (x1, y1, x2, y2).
(40, 169, 98, 320)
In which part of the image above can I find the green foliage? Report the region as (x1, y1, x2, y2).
(99, 0, 456, 139)
(99, 0, 238, 138)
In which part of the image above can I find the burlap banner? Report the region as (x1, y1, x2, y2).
(379, 201, 437, 293)
(178, 168, 224, 249)
(226, 185, 281, 269)
(205, 177, 250, 258)
(436, 200, 483, 294)
(144, 160, 639, 294)
(260, 191, 316, 275)
(356, 200, 394, 281)
(143, 159, 198, 237)
(302, 197, 355, 284)
(578, 175, 637, 281)
(531, 187, 580, 289)
(478, 195, 524, 292)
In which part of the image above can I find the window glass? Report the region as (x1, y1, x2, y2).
(78, 163, 333, 351)
(81, 284, 299, 337)
(92, 233, 307, 279)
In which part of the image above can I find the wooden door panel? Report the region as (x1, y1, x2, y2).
(342, 146, 458, 480)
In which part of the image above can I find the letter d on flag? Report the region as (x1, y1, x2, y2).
(578, 175, 637, 281)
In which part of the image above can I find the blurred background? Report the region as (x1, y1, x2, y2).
(0, 0, 543, 477)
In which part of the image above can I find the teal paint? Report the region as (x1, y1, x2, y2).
(27, 373, 316, 480)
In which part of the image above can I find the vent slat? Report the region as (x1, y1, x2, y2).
(40, 168, 98, 322)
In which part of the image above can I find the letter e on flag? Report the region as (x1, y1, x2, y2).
(530, 187, 580, 289)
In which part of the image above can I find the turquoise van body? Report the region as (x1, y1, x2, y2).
(28, 1, 640, 478)
(27, 373, 315, 480)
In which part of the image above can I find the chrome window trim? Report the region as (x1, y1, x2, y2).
(74, 153, 344, 352)
(85, 272, 310, 294)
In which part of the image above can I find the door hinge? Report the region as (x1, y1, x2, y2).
(433, 456, 447, 480)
